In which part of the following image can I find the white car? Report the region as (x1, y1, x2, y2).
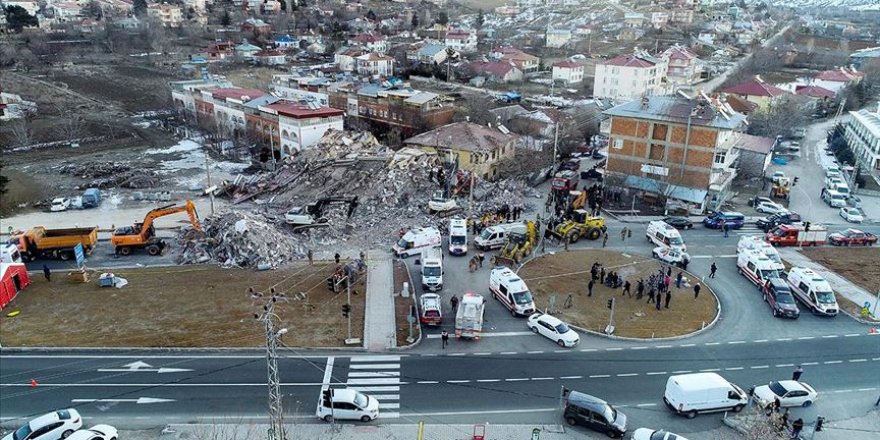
(752, 380, 818, 408)
(65, 426, 117, 440)
(2, 409, 82, 440)
(50, 197, 71, 212)
(839, 207, 864, 223)
(651, 246, 690, 267)
(755, 201, 787, 215)
(316, 388, 380, 422)
(632, 428, 690, 440)
(527, 312, 579, 347)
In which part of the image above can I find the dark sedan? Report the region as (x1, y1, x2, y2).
(662, 216, 693, 229)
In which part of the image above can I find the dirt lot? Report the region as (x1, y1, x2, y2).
(801, 247, 880, 320)
(393, 260, 420, 347)
(518, 250, 718, 338)
(0, 262, 365, 348)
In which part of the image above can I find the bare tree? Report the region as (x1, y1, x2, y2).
(53, 107, 86, 141)
(715, 407, 792, 440)
(747, 95, 809, 137)
(9, 117, 36, 148)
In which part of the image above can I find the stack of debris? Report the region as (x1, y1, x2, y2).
(54, 161, 159, 189)
(175, 210, 304, 268)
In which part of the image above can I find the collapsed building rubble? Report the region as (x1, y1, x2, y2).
(177, 129, 542, 267)
(54, 161, 160, 189)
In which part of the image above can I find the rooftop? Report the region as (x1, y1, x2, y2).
(722, 78, 787, 98)
(469, 61, 517, 77)
(404, 122, 515, 153)
(663, 44, 698, 61)
(553, 60, 583, 69)
(212, 88, 267, 102)
(849, 106, 880, 138)
(816, 67, 864, 82)
(602, 51, 661, 68)
(604, 96, 747, 130)
(734, 133, 776, 154)
(265, 102, 344, 119)
(795, 85, 835, 99)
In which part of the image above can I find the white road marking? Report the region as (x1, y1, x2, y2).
(798, 336, 815, 340)
(531, 377, 553, 381)
(630, 347, 648, 350)
(824, 360, 843, 364)
(560, 376, 583, 379)
(527, 351, 544, 354)
(350, 364, 400, 370)
(656, 345, 673, 349)
(680, 344, 696, 347)
(447, 380, 471, 384)
(400, 408, 556, 417)
(554, 350, 568, 353)
(448, 353, 466, 356)
(476, 379, 500, 383)
(857, 388, 877, 392)
(776, 338, 792, 341)
(346, 378, 401, 385)
(700, 369, 720, 372)
(646, 372, 667, 376)
(606, 348, 623, 351)
(753, 339, 768, 343)
(580, 349, 598, 352)
(844, 333, 860, 337)
(506, 378, 529, 382)
(380, 412, 400, 418)
(802, 362, 819, 366)
(672, 370, 692, 374)
(321, 357, 334, 391)
(822, 335, 838, 339)
(751, 365, 769, 369)
(426, 331, 533, 339)
(726, 367, 744, 371)
(617, 373, 638, 377)
(636, 403, 657, 407)
(350, 355, 400, 362)
(500, 352, 518, 355)
(416, 381, 438, 384)
(589, 374, 611, 378)
(378, 403, 400, 409)
(348, 372, 400, 378)
(849, 359, 867, 363)
(473, 353, 492, 356)
(371, 394, 400, 400)
(776, 364, 794, 368)
(71, 397, 174, 404)
(727, 341, 745, 344)
(705, 342, 721, 346)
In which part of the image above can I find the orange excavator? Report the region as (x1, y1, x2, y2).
(111, 200, 202, 256)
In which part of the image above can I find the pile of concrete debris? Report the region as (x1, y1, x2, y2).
(54, 161, 159, 189)
(175, 210, 304, 268)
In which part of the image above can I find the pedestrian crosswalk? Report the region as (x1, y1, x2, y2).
(346, 355, 401, 418)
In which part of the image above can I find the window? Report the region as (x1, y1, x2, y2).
(714, 151, 727, 164)
(613, 139, 623, 149)
(649, 143, 665, 161)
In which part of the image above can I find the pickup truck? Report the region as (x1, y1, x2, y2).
(9, 226, 98, 261)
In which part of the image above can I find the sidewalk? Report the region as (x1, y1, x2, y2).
(364, 250, 396, 352)
(777, 248, 879, 320)
(724, 407, 880, 440)
(153, 424, 589, 440)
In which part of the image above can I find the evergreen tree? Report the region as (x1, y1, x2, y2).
(437, 11, 448, 26)
(4, 5, 38, 32)
(221, 10, 231, 26)
(133, 0, 147, 16)
(411, 13, 419, 30)
(0, 162, 9, 198)
(476, 9, 484, 29)
(366, 9, 376, 21)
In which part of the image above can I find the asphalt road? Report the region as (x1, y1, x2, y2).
(2, 334, 878, 432)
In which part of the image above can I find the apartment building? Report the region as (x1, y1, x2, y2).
(594, 50, 668, 101)
(404, 122, 517, 181)
(445, 30, 477, 53)
(552, 60, 585, 85)
(844, 104, 880, 172)
(147, 3, 183, 28)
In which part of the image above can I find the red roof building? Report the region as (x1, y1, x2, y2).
(263, 102, 344, 154)
(795, 85, 836, 99)
(469, 61, 523, 83)
(722, 76, 788, 110)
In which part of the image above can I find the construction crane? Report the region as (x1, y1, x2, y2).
(111, 200, 202, 256)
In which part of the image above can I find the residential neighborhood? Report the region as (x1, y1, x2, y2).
(1, 1, 879, 440)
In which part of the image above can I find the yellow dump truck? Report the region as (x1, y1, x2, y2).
(9, 226, 98, 261)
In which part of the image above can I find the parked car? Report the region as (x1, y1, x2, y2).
(839, 207, 864, 223)
(752, 196, 774, 207)
(755, 212, 802, 232)
(419, 293, 442, 326)
(846, 196, 862, 209)
(65, 425, 117, 440)
(762, 278, 800, 319)
(561, 159, 580, 172)
(50, 197, 71, 212)
(527, 312, 579, 347)
(755, 201, 787, 215)
(752, 380, 818, 408)
(2, 409, 82, 440)
(563, 391, 627, 437)
(316, 388, 380, 422)
(631, 429, 689, 440)
(652, 246, 690, 267)
(580, 168, 604, 180)
(661, 216, 693, 230)
(827, 228, 878, 246)
(592, 150, 606, 160)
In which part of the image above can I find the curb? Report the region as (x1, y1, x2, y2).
(518, 250, 722, 342)
(838, 307, 880, 325)
(389, 259, 423, 352)
(0, 345, 367, 353)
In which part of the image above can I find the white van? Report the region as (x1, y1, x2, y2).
(448, 218, 468, 256)
(823, 189, 847, 208)
(825, 165, 840, 178)
(392, 227, 441, 258)
(736, 250, 782, 288)
(474, 223, 526, 251)
(737, 236, 783, 270)
(420, 247, 443, 292)
(787, 267, 839, 316)
(316, 388, 380, 422)
(646, 221, 686, 252)
(489, 266, 536, 316)
(663, 373, 748, 418)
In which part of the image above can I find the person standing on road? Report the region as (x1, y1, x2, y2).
(636, 279, 645, 300)
(599, 267, 606, 284)
(450, 295, 459, 313)
(655, 294, 662, 311)
(792, 365, 804, 381)
(791, 418, 804, 438)
(664, 290, 672, 309)
(334, 253, 341, 264)
(647, 287, 656, 304)
(722, 222, 729, 238)
(307, 249, 313, 265)
(440, 330, 449, 349)
(693, 283, 701, 299)
(602, 232, 609, 248)
(676, 271, 683, 289)
(622, 280, 631, 297)
(43, 265, 51, 282)
(478, 252, 485, 268)
(588, 279, 594, 297)
(710, 262, 717, 278)
(620, 227, 627, 241)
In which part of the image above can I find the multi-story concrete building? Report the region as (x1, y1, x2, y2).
(445, 30, 477, 53)
(594, 50, 668, 101)
(662, 45, 703, 87)
(545, 28, 572, 48)
(404, 122, 517, 180)
(552, 60, 585, 85)
(169, 77, 235, 124)
(721, 76, 788, 112)
(490, 46, 540, 73)
(329, 84, 455, 136)
(147, 3, 183, 28)
(603, 95, 748, 212)
(261, 102, 344, 155)
(844, 104, 880, 173)
(356, 52, 395, 77)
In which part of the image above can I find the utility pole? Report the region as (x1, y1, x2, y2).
(552, 119, 560, 167)
(204, 152, 215, 215)
(255, 293, 287, 440)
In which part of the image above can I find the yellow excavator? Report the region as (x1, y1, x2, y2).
(111, 200, 202, 256)
(552, 209, 606, 243)
(499, 220, 537, 263)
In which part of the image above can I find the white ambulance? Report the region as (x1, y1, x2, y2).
(736, 250, 782, 288)
(420, 247, 443, 292)
(489, 266, 536, 317)
(474, 223, 526, 251)
(646, 221, 687, 252)
(392, 227, 442, 258)
(787, 267, 839, 316)
(737, 236, 783, 271)
(448, 218, 468, 256)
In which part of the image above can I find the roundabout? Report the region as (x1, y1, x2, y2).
(518, 249, 719, 339)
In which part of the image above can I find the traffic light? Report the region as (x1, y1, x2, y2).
(607, 298, 614, 309)
(561, 387, 571, 399)
(342, 303, 352, 318)
(804, 222, 811, 232)
(322, 388, 334, 406)
(326, 277, 335, 291)
(793, 177, 799, 186)
(815, 416, 824, 432)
